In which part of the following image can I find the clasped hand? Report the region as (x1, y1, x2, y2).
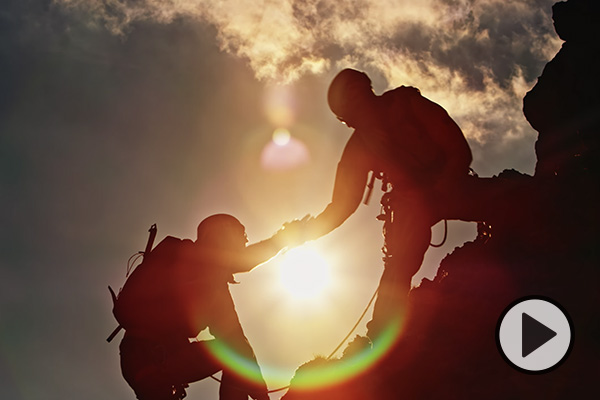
(275, 214, 314, 249)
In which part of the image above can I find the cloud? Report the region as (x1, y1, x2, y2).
(54, 0, 563, 172)
(54, 0, 560, 82)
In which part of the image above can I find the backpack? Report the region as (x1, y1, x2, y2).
(107, 225, 195, 342)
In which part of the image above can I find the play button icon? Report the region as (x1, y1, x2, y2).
(521, 312, 557, 357)
(497, 296, 573, 373)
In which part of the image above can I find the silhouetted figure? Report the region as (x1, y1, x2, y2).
(307, 69, 472, 343)
(114, 214, 304, 400)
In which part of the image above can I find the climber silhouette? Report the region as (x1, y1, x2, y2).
(305, 69, 472, 343)
(115, 214, 306, 400)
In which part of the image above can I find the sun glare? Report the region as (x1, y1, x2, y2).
(279, 246, 332, 300)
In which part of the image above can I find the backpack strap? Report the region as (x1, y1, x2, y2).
(106, 325, 123, 343)
(107, 286, 123, 342)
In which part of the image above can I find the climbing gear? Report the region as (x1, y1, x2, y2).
(374, 178, 450, 249)
(363, 171, 389, 205)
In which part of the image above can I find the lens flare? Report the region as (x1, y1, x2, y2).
(203, 318, 403, 391)
(260, 130, 309, 171)
(272, 128, 291, 146)
(205, 338, 265, 384)
(264, 85, 296, 127)
(286, 319, 402, 390)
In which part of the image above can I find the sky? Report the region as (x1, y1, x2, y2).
(0, 0, 562, 399)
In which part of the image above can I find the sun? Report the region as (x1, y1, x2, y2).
(279, 246, 332, 300)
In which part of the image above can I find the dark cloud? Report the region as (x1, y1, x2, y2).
(50, 0, 559, 97)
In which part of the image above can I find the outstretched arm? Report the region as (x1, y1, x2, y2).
(230, 218, 310, 273)
(231, 134, 371, 273)
(308, 135, 371, 239)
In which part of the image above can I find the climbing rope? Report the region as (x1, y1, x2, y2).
(326, 287, 378, 360)
(209, 286, 380, 394)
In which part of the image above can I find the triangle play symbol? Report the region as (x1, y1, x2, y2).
(522, 312, 557, 358)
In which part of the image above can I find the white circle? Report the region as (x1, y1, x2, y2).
(498, 297, 572, 372)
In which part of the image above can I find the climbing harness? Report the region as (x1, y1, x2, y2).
(367, 170, 450, 249)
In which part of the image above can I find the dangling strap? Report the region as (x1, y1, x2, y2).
(106, 286, 123, 343)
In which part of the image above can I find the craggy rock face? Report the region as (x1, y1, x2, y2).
(284, 2, 600, 398)
(552, 0, 600, 42)
(524, 0, 600, 178)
